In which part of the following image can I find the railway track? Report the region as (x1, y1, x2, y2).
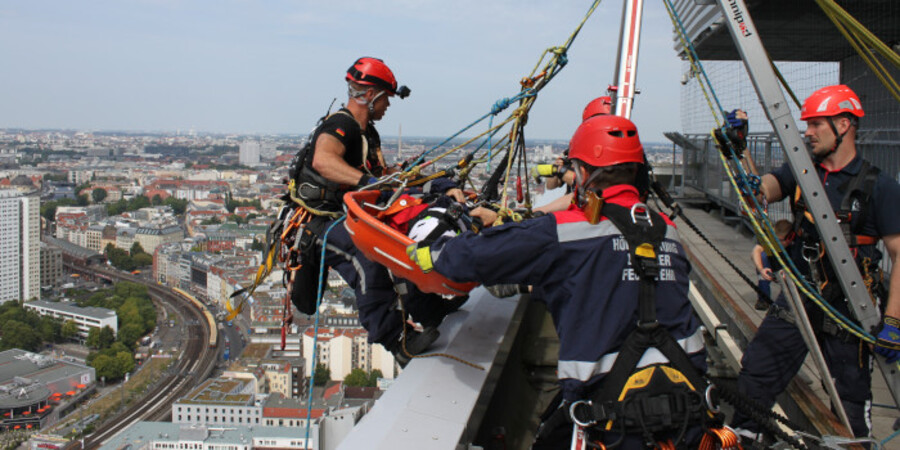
(63, 266, 219, 449)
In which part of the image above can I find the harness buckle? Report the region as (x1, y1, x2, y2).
(569, 400, 598, 427)
(629, 202, 652, 226)
(801, 241, 821, 264)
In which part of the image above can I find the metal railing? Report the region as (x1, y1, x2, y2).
(670, 130, 897, 272)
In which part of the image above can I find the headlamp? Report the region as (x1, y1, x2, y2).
(396, 85, 411, 99)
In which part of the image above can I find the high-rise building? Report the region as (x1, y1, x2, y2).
(260, 141, 277, 160)
(0, 188, 40, 303)
(239, 141, 261, 166)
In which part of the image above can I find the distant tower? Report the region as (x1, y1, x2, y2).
(239, 141, 261, 166)
(0, 188, 40, 303)
(398, 124, 402, 160)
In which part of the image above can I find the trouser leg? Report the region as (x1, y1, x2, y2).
(323, 223, 401, 346)
(732, 312, 809, 432)
(822, 334, 873, 438)
(758, 277, 771, 303)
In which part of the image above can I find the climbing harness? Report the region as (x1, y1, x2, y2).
(558, 202, 730, 448)
(664, 0, 882, 349)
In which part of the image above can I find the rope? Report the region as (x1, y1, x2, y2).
(401, 0, 604, 205)
(814, 0, 900, 103)
(304, 216, 345, 445)
(881, 426, 900, 447)
(395, 296, 485, 371)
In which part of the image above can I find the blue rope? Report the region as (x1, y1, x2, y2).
(405, 89, 536, 170)
(304, 216, 345, 446)
(491, 97, 512, 115)
(882, 426, 900, 447)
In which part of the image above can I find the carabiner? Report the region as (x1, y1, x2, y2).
(569, 400, 597, 427)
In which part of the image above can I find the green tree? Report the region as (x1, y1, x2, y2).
(114, 351, 135, 376)
(94, 326, 116, 349)
(91, 188, 107, 203)
(128, 196, 151, 210)
(130, 242, 145, 257)
(117, 324, 144, 348)
(76, 194, 89, 206)
(43, 172, 68, 182)
(163, 197, 188, 215)
(367, 369, 383, 387)
(38, 316, 62, 343)
(86, 327, 101, 349)
(41, 201, 59, 222)
(343, 368, 370, 387)
(313, 364, 331, 386)
(61, 320, 80, 340)
(249, 239, 265, 251)
(200, 216, 221, 225)
(106, 246, 135, 271)
(151, 194, 163, 205)
(0, 320, 42, 351)
(91, 354, 119, 380)
(133, 253, 152, 267)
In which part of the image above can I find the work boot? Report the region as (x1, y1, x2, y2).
(754, 299, 768, 311)
(391, 327, 440, 368)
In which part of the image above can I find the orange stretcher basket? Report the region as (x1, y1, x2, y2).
(343, 190, 477, 296)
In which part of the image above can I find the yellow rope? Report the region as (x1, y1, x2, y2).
(402, 0, 604, 209)
(814, 0, 900, 102)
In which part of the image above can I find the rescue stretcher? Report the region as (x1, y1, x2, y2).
(343, 190, 477, 296)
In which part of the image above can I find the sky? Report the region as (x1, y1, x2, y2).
(0, 1, 688, 142)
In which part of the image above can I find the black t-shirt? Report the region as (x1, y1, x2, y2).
(773, 156, 900, 245)
(771, 155, 900, 308)
(317, 108, 384, 175)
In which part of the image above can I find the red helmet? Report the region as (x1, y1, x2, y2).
(800, 84, 864, 120)
(582, 96, 613, 121)
(569, 115, 644, 168)
(346, 57, 409, 98)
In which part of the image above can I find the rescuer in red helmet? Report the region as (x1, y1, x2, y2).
(731, 84, 900, 444)
(411, 115, 709, 448)
(288, 57, 465, 368)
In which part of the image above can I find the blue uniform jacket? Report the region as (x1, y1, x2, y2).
(430, 185, 706, 400)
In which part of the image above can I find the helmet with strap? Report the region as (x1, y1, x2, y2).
(801, 85, 864, 157)
(800, 84, 864, 120)
(346, 57, 410, 98)
(568, 115, 646, 211)
(569, 115, 644, 168)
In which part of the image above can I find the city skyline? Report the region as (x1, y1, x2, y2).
(0, 1, 688, 142)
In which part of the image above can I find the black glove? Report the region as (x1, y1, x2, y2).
(714, 109, 749, 156)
